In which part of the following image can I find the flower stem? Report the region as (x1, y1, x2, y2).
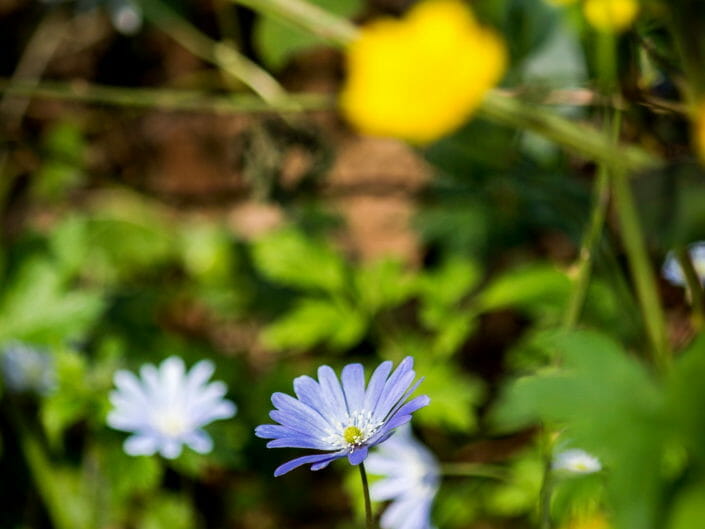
(141, 0, 287, 104)
(563, 162, 611, 329)
(359, 462, 374, 529)
(612, 167, 670, 369)
(0, 78, 332, 114)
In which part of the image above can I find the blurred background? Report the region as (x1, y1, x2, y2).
(1, 0, 704, 528)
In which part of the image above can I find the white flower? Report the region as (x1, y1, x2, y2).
(662, 242, 705, 287)
(553, 449, 602, 474)
(1, 342, 55, 395)
(366, 425, 439, 529)
(107, 356, 236, 458)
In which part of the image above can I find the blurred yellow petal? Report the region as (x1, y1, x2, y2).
(340, 0, 506, 144)
(583, 0, 639, 33)
(560, 514, 612, 529)
(545, 0, 578, 6)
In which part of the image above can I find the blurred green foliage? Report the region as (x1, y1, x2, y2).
(2, 0, 705, 529)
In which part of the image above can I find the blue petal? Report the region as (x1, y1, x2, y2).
(390, 395, 430, 419)
(273, 451, 346, 477)
(255, 424, 305, 439)
(374, 370, 415, 422)
(271, 392, 332, 434)
(317, 365, 348, 422)
(293, 374, 341, 426)
(348, 445, 369, 465)
(341, 363, 366, 412)
(267, 436, 332, 450)
(363, 360, 393, 412)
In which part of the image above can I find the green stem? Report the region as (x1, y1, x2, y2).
(563, 163, 611, 328)
(233, 0, 357, 45)
(233, 0, 660, 172)
(141, 0, 287, 104)
(477, 92, 657, 173)
(359, 463, 374, 529)
(538, 432, 554, 529)
(612, 166, 670, 369)
(440, 463, 508, 481)
(0, 79, 332, 113)
(675, 246, 705, 329)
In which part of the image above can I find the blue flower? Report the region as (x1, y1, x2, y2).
(663, 241, 705, 286)
(107, 356, 236, 458)
(255, 356, 429, 476)
(367, 425, 439, 529)
(0, 342, 55, 395)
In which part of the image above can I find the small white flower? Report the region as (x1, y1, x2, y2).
(1, 342, 55, 395)
(553, 449, 602, 474)
(366, 425, 439, 529)
(662, 242, 705, 287)
(107, 356, 236, 459)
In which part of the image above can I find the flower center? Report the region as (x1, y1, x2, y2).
(154, 409, 189, 438)
(322, 410, 384, 450)
(343, 425, 364, 445)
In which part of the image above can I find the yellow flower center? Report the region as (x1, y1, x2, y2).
(343, 425, 364, 445)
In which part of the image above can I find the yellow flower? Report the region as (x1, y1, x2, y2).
(693, 102, 705, 163)
(560, 514, 612, 529)
(583, 0, 639, 32)
(340, 0, 506, 144)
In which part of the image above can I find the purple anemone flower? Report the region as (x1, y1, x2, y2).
(255, 356, 430, 477)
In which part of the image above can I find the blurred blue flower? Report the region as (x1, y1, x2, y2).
(107, 356, 237, 459)
(0, 342, 55, 395)
(553, 448, 602, 474)
(662, 242, 705, 286)
(255, 356, 429, 476)
(366, 425, 439, 529)
(41, 0, 142, 35)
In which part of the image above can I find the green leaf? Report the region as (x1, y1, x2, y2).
(262, 297, 366, 351)
(493, 330, 667, 529)
(476, 263, 570, 316)
(354, 258, 416, 314)
(0, 258, 104, 343)
(254, 0, 361, 70)
(667, 333, 705, 466)
(668, 484, 705, 529)
(251, 228, 346, 292)
(415, 360, 483, 432)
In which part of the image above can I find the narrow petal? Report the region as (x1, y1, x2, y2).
(294, 375, 342, 427)
(373, 370, 415, 422)
(363, 360, 392, 412)
(348, 445, 369, 465)
(184, 360, 215, 394)
(255, 424, 303, 439)
(273, 451, 346, 477)
(341, 363, 366, 412)
(159, 438, 183, 459)
(389, 395, 430, 419)
(267, 437, 332, 450)
(184, 430, 213, 454)
(270, 393, 332, 435)
(317, 365, 348, 421)
(124, 433, 159, 456)
(384, 378, 425, 421)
